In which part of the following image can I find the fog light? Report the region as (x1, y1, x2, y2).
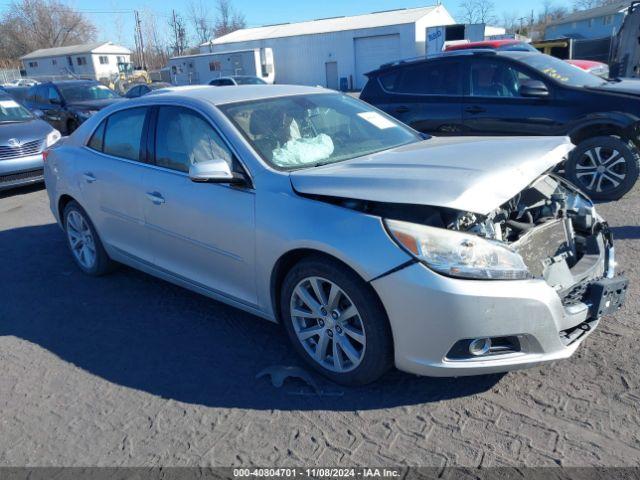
(469, 338, 491, 356)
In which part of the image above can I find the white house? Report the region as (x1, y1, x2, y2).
(21, 42, 132, 82)
(200, 5, 455, 90)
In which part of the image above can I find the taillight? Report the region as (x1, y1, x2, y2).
(43, 150, 50, 163)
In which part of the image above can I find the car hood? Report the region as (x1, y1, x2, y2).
(0, 118, 53, 145)
(289, 136, 574, 215)
(587, 79, 640, 96)
(67, 98, 125, 110)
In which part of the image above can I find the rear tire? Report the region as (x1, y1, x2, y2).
(63, 201, 115, 276)
(280, 256, 393, 386)
(565, 136, 639, 201)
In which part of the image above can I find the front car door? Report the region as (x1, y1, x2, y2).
(43, 85, 66, 132)
(462, 57, 561, 136)
(142, 105, 257, 306)
(373, 58, 464, 135)
(79, 107, 152, 263)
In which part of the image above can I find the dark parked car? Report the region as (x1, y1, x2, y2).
(208, 76, 267, 86)
(0, 91, 60, 190)
(124, 82, 171, 98)
(25, 80, 124, 134)
(361, 50, 640, 200)
(0, 86, 31, 106)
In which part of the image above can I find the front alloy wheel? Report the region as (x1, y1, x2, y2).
(280, 257, 393, 385)
(290, 276, 366, 373)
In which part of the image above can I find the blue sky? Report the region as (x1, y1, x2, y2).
(5, 0, 552, 46)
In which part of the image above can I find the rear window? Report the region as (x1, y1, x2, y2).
(102, 108, 147, 161)
(380, 61, 462, 95)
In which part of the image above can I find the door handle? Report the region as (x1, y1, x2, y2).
(395, 106, 410, 113)
(465, 105, 486, 114)
(83, 172, 96, 183)
(146, 191, 165, 205)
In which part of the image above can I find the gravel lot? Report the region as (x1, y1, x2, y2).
(0, 183, 639, 467)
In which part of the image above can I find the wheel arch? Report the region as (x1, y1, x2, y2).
(269, 248, 389, 326)
(568, 117, 640, 147)
(57, 193, 77, 222)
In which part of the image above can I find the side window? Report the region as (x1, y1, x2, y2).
(469, 60, 535, 98)
(26, 86, 38, 102)
(155, 106, 234, 174)
(378, 70, 402, 92)
(103, 108, 147, 161)
(35, 85, 47, 104)
(87, 120, 106, 151)
(395, 61, 462, 95)
(47, 86, 61, 104)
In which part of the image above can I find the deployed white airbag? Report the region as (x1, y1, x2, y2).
(272, 134, 334, 166)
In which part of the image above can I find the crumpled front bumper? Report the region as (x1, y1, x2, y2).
(371, 235, 625, 377)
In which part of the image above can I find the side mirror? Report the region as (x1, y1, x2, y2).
(188, 158, 244, 184)
(519, 80, 549, 98)
(33, 109, 44, 118)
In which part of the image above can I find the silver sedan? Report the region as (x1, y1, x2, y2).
(44, 85, 627, 385)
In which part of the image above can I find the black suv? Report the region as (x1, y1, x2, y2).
(361, 50, 640, 200)
(25, 80, 124, 134)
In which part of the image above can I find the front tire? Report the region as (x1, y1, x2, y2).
(565, 136, 639, 201)
(280, 257, 393, 385)
(63, 201, 115, 276)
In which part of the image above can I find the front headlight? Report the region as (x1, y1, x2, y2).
(384, 219, 530, 280)
(45, 129, 61, 147)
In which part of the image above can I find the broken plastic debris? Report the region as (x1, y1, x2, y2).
(256, 365, 320, 394)
(272, 134, 334, 166)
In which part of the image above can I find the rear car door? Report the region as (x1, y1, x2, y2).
(462, 57, 561, 136)
(142, 105, 257, 305)
(368, 59, 464, 135)
(80, 107, 152, 263)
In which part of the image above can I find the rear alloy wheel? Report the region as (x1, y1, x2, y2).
(566, 136, 639, 201)
(280, 257, 393, 385)
(63, 201, 115, 276)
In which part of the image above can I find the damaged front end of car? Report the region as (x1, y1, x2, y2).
(309, 173, 628, 348)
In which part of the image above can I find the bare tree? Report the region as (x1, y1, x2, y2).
(0, 0, 96, 60)
(501, 11, 520, 33)
(458, 0, 497, 24)
(168, 10, 188, 56)
(213, 0, 246, 38)
(188, 0, 212, 46)
(141, 10, 169, 70)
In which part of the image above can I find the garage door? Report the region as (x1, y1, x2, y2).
(354, 34, 401, 89)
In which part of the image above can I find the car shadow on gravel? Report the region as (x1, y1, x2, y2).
(0, 224, 503, 411)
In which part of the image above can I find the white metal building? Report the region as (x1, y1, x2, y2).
(200, 5, 455, 90)
(21, 42, 132, 82)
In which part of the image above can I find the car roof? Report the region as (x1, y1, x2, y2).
(370, 49, 539, 75)
(143, 84, 331, 105)
(46, 79, 99, 86)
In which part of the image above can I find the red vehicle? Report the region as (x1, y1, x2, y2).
(444, 39, 538, 52)
(445, 41, 609, 77)
(565, 59, 610, 78)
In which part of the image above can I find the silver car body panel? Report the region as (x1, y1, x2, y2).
(44, 85, 616, 376)
(290, 136, 574, 215)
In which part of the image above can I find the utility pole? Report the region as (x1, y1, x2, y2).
(135, 10, 146, 70)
